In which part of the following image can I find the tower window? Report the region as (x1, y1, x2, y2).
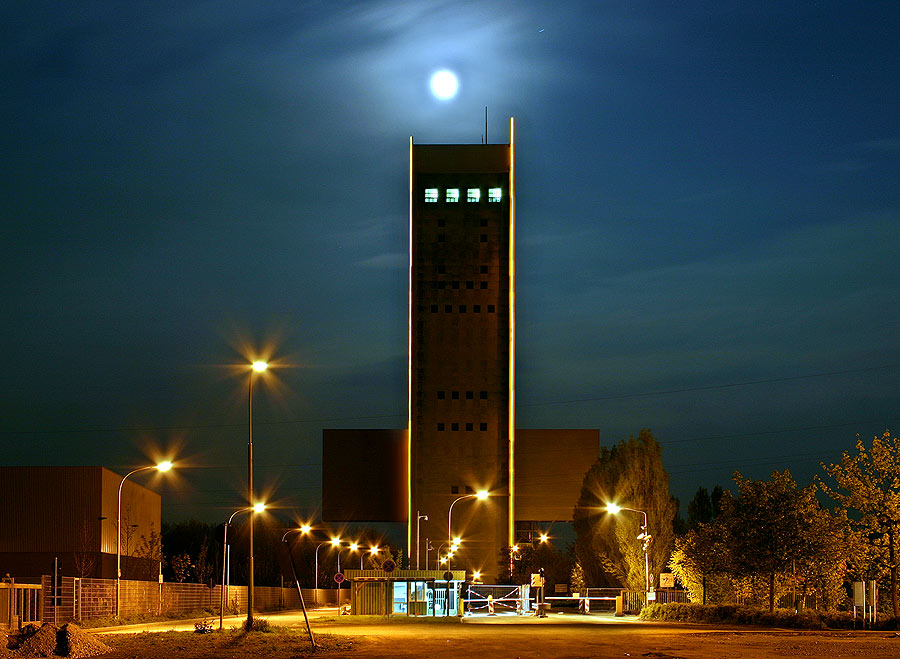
(438, 391, 445, 399)
(445, 305, 452, 312)
(451, 423, 459, 431)
(452, 281, 460, 289)
(430, 305, 438, 313)
(473, 305, 481, 313)
(437, 219, 446, 227)
(425, 188, 438, 203)
(480, 218, 488, 227)
(466, 423, 474, 431)
(467, 188, 481, 202)
(437, 265, 446, 274)
(452, 391, 460, 400)
(480, 423, 488, 431)
(459, 305, 466, 313)
(488, 305, 496, 313)
(437, 423, 445, 431)
(480, 281, 488, 289)
(480, 234, 488, 242)
(480, 391, 488, 399)
(437, 234, 446, 242)
(451, 486, 459, 494)
(466, 281, 474, 289)
(446, 188, 460, 203)
(488, 188, 502, 202)
(480, 265, 488, 274)
(466, 391, 473, 399)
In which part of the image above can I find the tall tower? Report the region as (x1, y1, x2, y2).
(408, 119, 515, 581)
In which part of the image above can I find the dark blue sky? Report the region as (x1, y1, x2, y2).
(3, 1, 899, 525)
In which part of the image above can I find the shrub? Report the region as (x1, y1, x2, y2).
(640, 602, 858, 629)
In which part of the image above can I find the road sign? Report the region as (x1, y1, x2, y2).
(659, 573, 675, 588)
(382, 560, 396, 573)
(334, 572, 345, 584)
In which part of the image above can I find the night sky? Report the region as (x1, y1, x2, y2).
(3, 1, 899, 527)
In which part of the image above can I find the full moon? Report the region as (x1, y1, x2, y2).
(429, 69, 459, 100)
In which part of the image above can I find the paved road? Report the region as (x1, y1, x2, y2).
(94, 608, 900, 658)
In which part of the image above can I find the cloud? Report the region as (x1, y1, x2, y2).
(357, 252, 406, 269)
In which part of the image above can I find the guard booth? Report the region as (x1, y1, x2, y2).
(343, 569, 465, 616)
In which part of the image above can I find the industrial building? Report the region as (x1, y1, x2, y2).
(323, 120, 598, 583)
(0, 466, 162, 579)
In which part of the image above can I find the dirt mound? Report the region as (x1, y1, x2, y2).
(10, 623, 111, 658)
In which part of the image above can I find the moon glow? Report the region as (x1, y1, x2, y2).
(429, 70, 459, 100)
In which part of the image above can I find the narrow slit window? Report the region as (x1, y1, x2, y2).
(425, 188, 439, 203)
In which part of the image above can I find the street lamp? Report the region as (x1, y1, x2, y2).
(247, 359, 267, 630)
(416, 511, 428, 570)
(116, 461, 172, 619)
(280, 525, 315, 650)
(447, 490, 488, 570)
(219, 503, 265, 631)
(605, 503, 652, 593)
(315, 538, 342, 593)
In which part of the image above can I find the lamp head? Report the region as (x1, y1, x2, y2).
(349, 542, 359, 552)
(252, 503, 266, 513)
(539, 533, 549, 544)
(252, 360, 268, 372)
(330, 537, 341, 547)
(476, 490, 489, 500)
(606, 503, 622, 515)
(300, 524, 312, 534)
(156, 461, 173, 472)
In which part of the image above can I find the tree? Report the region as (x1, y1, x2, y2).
(724, 470, 849, 613)
(819, 430, 900, 617)
(135, 523, 164, 581)
(170, 553, 192, 583)
(73, 515, 98, 579)
(669, 521, 731, 604)
(573, 429, 677, 590)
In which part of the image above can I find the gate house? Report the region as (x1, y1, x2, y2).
(344, 569, 465, 616)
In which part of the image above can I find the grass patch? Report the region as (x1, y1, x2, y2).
(79, 608, 220, 628)
(100, 627, 352, 658)
(639, 602, 862, 629)
(314, 614, 463, 625)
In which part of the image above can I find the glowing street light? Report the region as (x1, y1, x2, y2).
(447, 490, 490, 570)
(605, 503, 652, 593)
(246, 359, 268, 629)
(315, 538, 342, 593)
(220, 504, 266, 630)
(280, 523, 314, 649)
(116, 461, 173, 618)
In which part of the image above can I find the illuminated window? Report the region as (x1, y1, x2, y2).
(488, 188, 502, 202)
(467, 188, 481, 202)
(446, 188, 459, 203)
(480, 423, 488, 431)
(425, 188, 438, 203)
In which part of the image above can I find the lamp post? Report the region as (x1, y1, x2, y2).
(605, 503, 651, 593)
(315, 538, 342, 593)
(280, 526, 315, 649)
(424, 538, 433, 571)
(416, 511, 428, 570)
(247, 359, 267, 630)
(447, 490, 488, 570)
(220, 504, 265, 631)
(116, 461, 172, 619)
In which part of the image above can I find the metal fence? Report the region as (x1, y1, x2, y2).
(1, 582, 42, 629)
(39, 576, 347, 625)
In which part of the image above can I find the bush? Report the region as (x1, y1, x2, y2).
(243, 617, 272, 633)
(639, 602, 858, 629)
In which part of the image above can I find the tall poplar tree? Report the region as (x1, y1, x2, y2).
(573, 428, 677, 590)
